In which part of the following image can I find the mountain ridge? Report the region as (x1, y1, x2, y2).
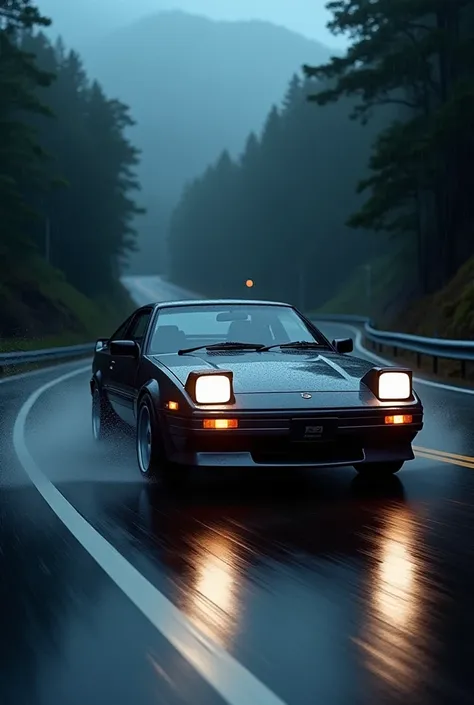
(37, 1, 341, 48)
(81, 10, 333, 272)
(104, 9, 333, 50)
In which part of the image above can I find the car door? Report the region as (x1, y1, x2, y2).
(107, 307, 154, 425)
(95, 315, 134, 404)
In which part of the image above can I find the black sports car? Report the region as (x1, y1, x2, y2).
(90, 299, 423, 484)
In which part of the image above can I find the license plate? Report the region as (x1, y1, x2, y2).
(290, 418, 337, 441)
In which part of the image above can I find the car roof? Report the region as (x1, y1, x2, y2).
(143, 299, 294, 309)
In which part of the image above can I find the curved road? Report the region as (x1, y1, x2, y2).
(2, 276, 474, 705)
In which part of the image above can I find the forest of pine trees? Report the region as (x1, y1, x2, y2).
(3, 0, 474, 339)
(0, 1, 142, 340)
(168, 0, 474, 319)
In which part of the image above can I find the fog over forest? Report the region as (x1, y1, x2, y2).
(4, 0, 471, 345)
(36, 1, 345, 272)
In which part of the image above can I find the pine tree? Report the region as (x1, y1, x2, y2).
(11, 31, 143, 295)
(0, 5, 53, 272)
(303, 0, 474, 292)
(0, 0, 50, 30)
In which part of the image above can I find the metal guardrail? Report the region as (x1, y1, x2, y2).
(1, 312, 473, 378)
(0, 343, 94, 371)
(314, 313, 474, 376)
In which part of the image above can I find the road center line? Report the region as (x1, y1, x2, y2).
(415, 449, 474, 469)
(12, 366, 287, 705)
(414, 445, 474, 464)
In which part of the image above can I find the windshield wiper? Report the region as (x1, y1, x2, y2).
(178, 341, 265, 355)
(259, 340, 322, 352)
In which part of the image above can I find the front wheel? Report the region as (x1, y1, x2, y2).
(353, 460, 404, 477)
(136, 396, 187, 489)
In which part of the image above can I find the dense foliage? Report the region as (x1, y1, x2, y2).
(304, 0, 474, 297)
(168, 0, 474, 308)
(0, 1, 143, 299)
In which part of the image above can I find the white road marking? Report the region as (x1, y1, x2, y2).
(323, 322, 474, 397)
(12, 366, 287, 705)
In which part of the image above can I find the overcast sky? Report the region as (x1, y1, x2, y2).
(39, 0, 349, 50)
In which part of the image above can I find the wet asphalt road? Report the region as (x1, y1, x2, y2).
(2, 279, 474, 705)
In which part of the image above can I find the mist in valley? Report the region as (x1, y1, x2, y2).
(36, 1, 351, 274)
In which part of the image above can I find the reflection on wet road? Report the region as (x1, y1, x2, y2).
(356, 505, 431, 700)
(2, 286, 474, 704)
(8, 459, 474, 705)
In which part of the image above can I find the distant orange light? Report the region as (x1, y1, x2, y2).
(203, 418, 239, 429)
(385, 414, 413, 425)
(245, 279, 254, 288)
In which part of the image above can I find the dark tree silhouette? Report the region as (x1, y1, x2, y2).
(0, 2, 143, 306)
(304, 0, 474, 295)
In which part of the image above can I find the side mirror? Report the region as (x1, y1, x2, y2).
(332, 338, 353, 354)
(95, 338, 109, 352)
(110, 339, 140, 358)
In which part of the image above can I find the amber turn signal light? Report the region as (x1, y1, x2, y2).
(203, 418, 238, 429)
(385, 414, 413, 425)
(166, 401, 179, 411)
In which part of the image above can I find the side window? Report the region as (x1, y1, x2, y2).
(127, 309, 153, 345)
(109, 317, 133, 342)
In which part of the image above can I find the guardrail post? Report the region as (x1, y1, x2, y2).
(393, 346, 397, 357)
(433, 356, 438, 374)
(461, 360, 466, 378)
(416, 352, 421, 368)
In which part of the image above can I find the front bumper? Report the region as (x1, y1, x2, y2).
(162, 405, 423, 468)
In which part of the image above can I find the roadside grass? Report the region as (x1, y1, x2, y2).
(389, 257, 474, 338)
(0, 255, 135, 354)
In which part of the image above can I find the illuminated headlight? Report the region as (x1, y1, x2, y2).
(378, 371, 411, 400)
(195, 374, 232, 404)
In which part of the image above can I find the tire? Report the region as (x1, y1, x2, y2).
(92, 387, 116, 441)
(136, 395, 187, 489)
(354, 460, 404, 477)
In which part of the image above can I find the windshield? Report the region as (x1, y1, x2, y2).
(148, 304, 327, 354)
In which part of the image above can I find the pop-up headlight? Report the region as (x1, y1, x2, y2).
(185, 370, 234, 404)
(195, 375, 231, 403)
(378, 371, 411, 400)
(362, 367, 413, 401)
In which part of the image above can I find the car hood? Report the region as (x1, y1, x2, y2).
(153, 350, 375, 393)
